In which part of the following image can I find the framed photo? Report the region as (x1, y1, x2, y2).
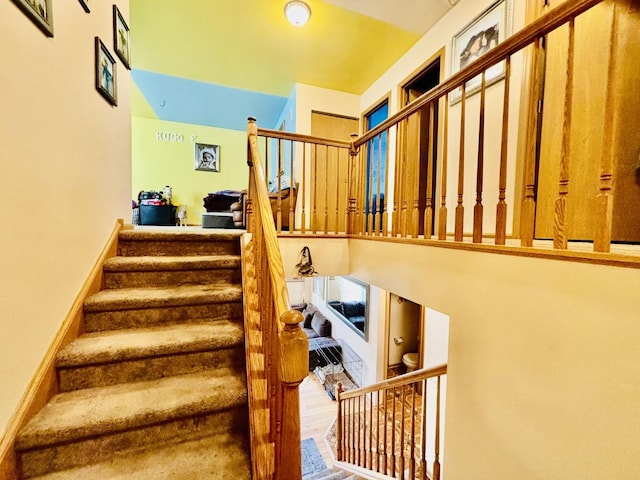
(113, 5, 130, 69)
(78, 0, 89, 13)
(195, 143, 220, 172)
(12, 0, 53, 37)
(450, 0, 512, 103)
(95, 37, 117, 106)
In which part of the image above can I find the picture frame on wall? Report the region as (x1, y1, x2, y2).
(12, 0, 54, 37)
(95, 37, 118, 106)
(78, 0, 89, 13)
(194, 144, 220, 172)
(113, 5, 131, 69)
(450, 0, 512, 104)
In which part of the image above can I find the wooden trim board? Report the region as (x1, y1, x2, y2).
(0, 219, 124, 480)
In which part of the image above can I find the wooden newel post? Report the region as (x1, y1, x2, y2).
(347, 133, 360, 235)
(276, 309, 308, 480)
(247, 117, 258, 234)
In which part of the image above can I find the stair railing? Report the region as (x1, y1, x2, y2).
(335, 365, 447, 480)
(243, 117, 309, 480)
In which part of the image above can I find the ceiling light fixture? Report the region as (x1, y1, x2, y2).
(285, 1, 311, 27)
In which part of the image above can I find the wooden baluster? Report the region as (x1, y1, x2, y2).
(496, 57, 512, 245)
(553, 18, 575, 250)
(275, 310, 306, 480)
(594, 5, 621, 253)
(324, 145, 329, 234)
(312, 144, 318, 234)
(382, 388, 388, 475)
(367, 392, 373, 469)
(360, 147, 368, 235)
(347, 135, 359, 235)
(264, 136, 270, 191)
(420, 379, 427, 480)
(374, 134, 383, 235)
(455, 84, 467, 241)
(276, 139, 283, 233)
(367, 141, 375, 235)
(473, 72, 487, 244)
(399, 385, 406, 479)
(431, 376, 442, 480)
(400, 119, 409, 238)
(392, 125, 401, 237)
(336, 384, 344, 461)
(521, 36, 546, 247)
(334, 146, 341, 234)
(390, 387, 397, 477)
(301, 142, 307, 234)
(382, 128, 391, 236)
(424, 102, 436, 239)
(407, 383, 416, 479)
(289, 140, 295, 233)
(375, 389, 381, 472)
(438, 94, 449, 240)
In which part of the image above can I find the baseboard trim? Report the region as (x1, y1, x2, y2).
(0, 219, 124, 480)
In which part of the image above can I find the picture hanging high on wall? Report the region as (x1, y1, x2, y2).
(95, 37, 118, 106)
(113, 5, 130, 69)
(12, 0, 53, 37)
(195, 143, 220, 172)
(450, 0, 512, 103)
(78, 0, 89, 13)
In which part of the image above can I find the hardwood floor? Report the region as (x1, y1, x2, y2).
(299, 373, 338, 467)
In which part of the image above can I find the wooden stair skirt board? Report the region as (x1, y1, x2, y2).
(7, 228, 252, 479)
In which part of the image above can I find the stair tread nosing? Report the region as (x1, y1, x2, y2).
(57, 321, 244, 366)
(16, 370, 247, 451)
(119, 230, 243, 243)
(103, 255, 240, 272)
(29, 432, 251, 480)
(84, 284, 242, 312)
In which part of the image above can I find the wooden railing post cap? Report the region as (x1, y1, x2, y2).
(247, 117, 258, 136)
(281, 309, 304, 326)
(248, 116, 257, 123)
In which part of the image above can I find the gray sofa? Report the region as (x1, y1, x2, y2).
(293, 303, 342, 370)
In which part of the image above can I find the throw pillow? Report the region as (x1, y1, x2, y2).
(311, 312, 332, 337)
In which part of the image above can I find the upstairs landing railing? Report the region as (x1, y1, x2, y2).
(241, 118, 308, 480)
(336, 365, 447, 480)
(250, 0, 640, 268)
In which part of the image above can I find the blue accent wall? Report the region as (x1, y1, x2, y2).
(133, 69, 288, 131)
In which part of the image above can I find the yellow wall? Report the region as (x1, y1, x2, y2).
(132, 117, 248, 224)
(0, 1, 131, 433)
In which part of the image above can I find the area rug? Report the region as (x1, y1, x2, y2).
(301, 437, 327, 477)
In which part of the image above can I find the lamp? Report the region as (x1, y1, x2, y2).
(285, 1, 311, 27)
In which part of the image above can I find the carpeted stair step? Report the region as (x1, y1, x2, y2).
(103, 255, 241, 288)
(28, 431, 251, 480)
(83, 284, 243, 332)
(56, 321, 245, 391)
(15, 369, 248, 478)
(117, 230, 241, 257)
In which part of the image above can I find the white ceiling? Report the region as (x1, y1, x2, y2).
(322, 0, 458, 35)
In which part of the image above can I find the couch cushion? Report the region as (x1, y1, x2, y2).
(311, 312, 332, 337)
(303, 327, 319, 339)
(291, 302, 307, 312)
(301, 304, 317, 328)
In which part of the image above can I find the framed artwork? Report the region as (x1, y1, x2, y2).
(113, 5, 130, 69)
(78, 0, 89, 13)
(194, 143, 220, 172)
(12, 0, 53, 37)
(95, 37, 118, 106)
(450, 0, 512, 103)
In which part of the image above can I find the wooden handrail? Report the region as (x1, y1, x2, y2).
(340, 364, 447, 400)
(257, 127, 352, 149)
(354, 0, 603, 146)
(245, 117, 309, 480)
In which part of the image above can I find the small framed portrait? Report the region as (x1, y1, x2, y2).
(113, 5, 130, 69)
(450, 0, 512, 103)
(195, 143, 220, 172)
(78, 0, 89, 13)
(12, 0, 53, 37)
(95, 37, 117, 106)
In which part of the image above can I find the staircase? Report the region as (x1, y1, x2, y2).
(304, 467, 364, 480)
(14, 229, 251, 479)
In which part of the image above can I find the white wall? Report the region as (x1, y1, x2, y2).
(0, 1, 131, 434)
(294, 83, 360, 135)
(349, 239, 640, 479)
